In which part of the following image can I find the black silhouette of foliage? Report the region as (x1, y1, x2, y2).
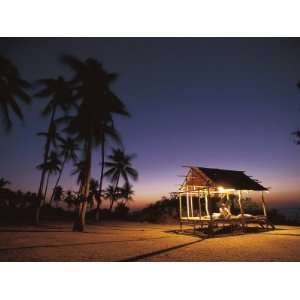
(0, 55, 31, 132)
(61, 55, 130, 231)
(104, 148, 138, 186)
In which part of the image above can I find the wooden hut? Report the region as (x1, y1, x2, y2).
(176, 166, 274, 234)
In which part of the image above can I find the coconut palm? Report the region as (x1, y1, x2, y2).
(49, 137, 79, 204)
(104, 148, 138, 211)
(87, 178, 99, 209)
(104, 185, 122, 211)
(34, 76, 74, 224)
(52, 185, 63, 208)
(0, 55, 31, 132)
(120, 182, 134, 205)
(96, 123, 121, 221)
(62, 55, 129, 231)
(64, 190, 77, 211)
(0, 177, 10, 190)
(36, 151, 61, 204)
(293, 130, 300, 144)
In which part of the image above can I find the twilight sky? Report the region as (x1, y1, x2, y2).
(0, 38, 300, 209)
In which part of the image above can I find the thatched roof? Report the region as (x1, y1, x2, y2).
(183, 166, 268, 191)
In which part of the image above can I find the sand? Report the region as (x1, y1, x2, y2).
(0, 222, 300, 261)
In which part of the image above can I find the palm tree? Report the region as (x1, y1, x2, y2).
(96, 123, 121, 222)
(104, 148, 138, 211)
(64, 190, 76, 211)
(87, 178, 99, 209)
(104, 185, 121, 211)
(34, 76, 74, 225)
(0, 55, 31, 132)
(120, 182, 134, 205)
(49, 137, 79, 204)
(72, 159, 86, 194)
(62, 55, 129, 231)
(36, 151, 61, 204)
(0, 177, 10, 190)
(52, 185, 63, 208)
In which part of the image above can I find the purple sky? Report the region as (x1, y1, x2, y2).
(1, 38, 300, 209)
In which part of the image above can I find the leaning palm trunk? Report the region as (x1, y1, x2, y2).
(43, 171, 51, 205)
(96, 138, 105, 222)
(109, 173, 120, 212)
(34, 106, 57, 225)
(73, 138, 92, 232)
(49, 155, 67, 205)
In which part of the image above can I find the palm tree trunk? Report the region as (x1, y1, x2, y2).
(73, 138, 92, 232)
(34, 105, 57, 225)
(109, 173, 120, 212)
(50, 155, 67, 205)
(43, 171, 51, 205)
(96, 137, 105, 222)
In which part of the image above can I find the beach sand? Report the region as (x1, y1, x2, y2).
(0, 222, 299, 261)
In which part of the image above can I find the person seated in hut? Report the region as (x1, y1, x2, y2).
(219, 202, 231, 219)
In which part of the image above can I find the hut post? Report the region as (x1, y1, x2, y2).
(207, 188, 213, 235)
(226, 192, 231, 213)
(179, 193, 182, 219)
(261, 191, 267, 217)
(191, 195, 194, 217)
(186, 192, 190, 218)
(198, 190, 202, 220)
(205, 190, 210, 216)
(238, 190, 245, 214)
(238, 190, 245, 229)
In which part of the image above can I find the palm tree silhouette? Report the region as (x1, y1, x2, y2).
(0, 177, 10, 189)
(72, 159, 86, 194)
(34, 76, 74, 224)
(52, 185, 63, 208)
(0, 55, 31, 132)
(88, 178, 99, 209)
(37, 151, 61, 204)
(62, 55, 129, 231)
(120, 182, 134, 205)
(104, 185, 121, 211)
(104, 148, 138, 211)
(49, 137, 79, 204)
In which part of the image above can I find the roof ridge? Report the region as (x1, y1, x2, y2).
(183, 165, 245, 173)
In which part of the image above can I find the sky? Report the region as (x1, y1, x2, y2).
(0, 38, 300, 209)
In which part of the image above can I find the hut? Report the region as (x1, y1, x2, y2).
(176, 166, 275, 234)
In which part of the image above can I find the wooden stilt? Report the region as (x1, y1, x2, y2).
(198, 191, 202, 219)
(207, 188, 213, 236)
(226, 193, 231, 213)
(205, 191, 209, 216)
(238, 190, 245, 230)
(186, 192, 190, 218)
(191, 196, 194, 217)
(261, 191, 267, 217)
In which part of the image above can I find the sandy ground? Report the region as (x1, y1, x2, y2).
(0, 222, 300, 261)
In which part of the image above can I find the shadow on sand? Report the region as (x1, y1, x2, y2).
(0, 236, 176, 252)
(119, 238, 205, 262)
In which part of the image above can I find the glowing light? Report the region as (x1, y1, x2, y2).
(217, 186, 225, 193)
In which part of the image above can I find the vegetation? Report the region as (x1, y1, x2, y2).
(0, 54, 138, 231)
(0, 55, 31, 132)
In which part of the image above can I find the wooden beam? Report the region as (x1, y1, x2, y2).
(205, 191, 209, 216)
(238, 190, 245, 229)
(261, 191, 267, 217)
(186, 192, 190, 218)
(198, 190, 202, 220)
(191, 196, 194, 217)
(207, 188, 212, 221)
(226, 193, 231, 213)
(179, 193, 182, 219)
